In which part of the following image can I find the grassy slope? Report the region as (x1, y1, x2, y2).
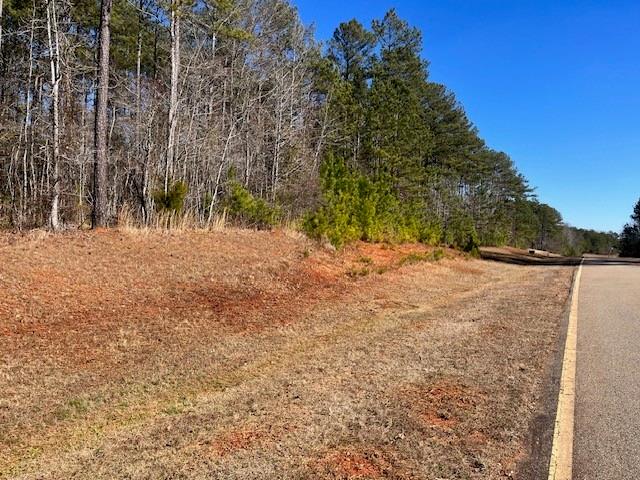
(0, 229, 573, 479)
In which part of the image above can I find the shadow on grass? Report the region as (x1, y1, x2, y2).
(479, 250, 640, 267)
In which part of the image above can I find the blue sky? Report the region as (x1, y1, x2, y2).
(294, 0, 640, 232)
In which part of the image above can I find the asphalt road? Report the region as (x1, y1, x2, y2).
(574, 256, 640, 479)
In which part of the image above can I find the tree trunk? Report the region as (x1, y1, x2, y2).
(0, 0, 4, 59)
(46, 0, 61, 231)
(135, 0, 148, 222)
(135, 0, 142, 157)
(92, 0, 113, 228)
(165, 1, 180, 193)
(21, 8, 35, 223)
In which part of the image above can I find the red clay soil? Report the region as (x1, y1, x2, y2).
(315, 449, 393, 479)
(400, 380, 487, 432)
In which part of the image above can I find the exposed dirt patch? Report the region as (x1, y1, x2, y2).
(333, 454, 381, 479)
(401, 380, 487, 432)
(314, 449, 392, 479)
(212, 429, 266, 456)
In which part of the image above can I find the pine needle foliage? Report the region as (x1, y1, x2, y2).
(303, 154, 440, 248)
(225, 182, 280, 230)
(152, 181, 188, 213)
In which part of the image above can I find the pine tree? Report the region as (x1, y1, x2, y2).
(328, 19, 374, 86)
(619, 198, 640, 257)
(366, 9, 432, 200)
(93, 0, 113, 228)
(326, 20, 374, 165)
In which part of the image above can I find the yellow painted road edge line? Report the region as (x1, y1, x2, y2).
(548, 260, 583, 480)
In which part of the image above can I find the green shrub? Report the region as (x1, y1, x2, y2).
(479, 227, 509, 248)
(444, 211, 479, 254)
(399, 252, 430, 266)
(399, 248, 445, 266)
(153, 181, 188, 213)
(433, 248, 445, 261)
(226, 181, 279, 229)
(303, 154, 441, 248)
(302, 155, 367, 248)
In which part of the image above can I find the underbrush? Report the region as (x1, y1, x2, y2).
(225, 182, 280, 229)
(117, 181, 280, 232)
(116, 162, 480, 255)
(398, 248, 446, 266)
(302, 155, 480, 253)
(302, 155, 443, 249)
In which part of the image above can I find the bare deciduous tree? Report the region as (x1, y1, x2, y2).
(45, 0, 62, 230)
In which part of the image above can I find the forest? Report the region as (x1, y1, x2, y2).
(0, 0, 617, 254)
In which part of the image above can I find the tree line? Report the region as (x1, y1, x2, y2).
(0, 0, 616, 253)
(619, 199, 640, 257)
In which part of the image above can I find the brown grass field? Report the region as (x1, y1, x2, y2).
(0, 229, 573, 479)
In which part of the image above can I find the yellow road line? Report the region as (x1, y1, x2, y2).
(548, 260, 583, 480)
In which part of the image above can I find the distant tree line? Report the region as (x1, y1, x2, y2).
(0, 1, 615, 251)
(619, 199, 640, 257)
(557, 225, 618, 257)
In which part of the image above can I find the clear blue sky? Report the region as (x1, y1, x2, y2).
(294, 0, 640, 232)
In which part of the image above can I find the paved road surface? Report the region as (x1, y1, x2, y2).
(574, 256, 640, 479)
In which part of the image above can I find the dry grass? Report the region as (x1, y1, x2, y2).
(0, 229, 573, 479)
(116, 204, 228, 234)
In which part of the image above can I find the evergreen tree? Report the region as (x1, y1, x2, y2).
(328, 19, 374, 86)
(619, 198, 640, 257)
(532, 202, 563, 250)
(423, 82, 484, 175)
(366, 9, 433, 200)
(326, 19, 373, 164)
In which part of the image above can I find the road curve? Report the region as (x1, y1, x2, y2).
(574, 256, 640, 479)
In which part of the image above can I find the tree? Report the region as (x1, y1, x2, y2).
(46, 0, 62, 230)
(328, 19, 374, 85)
(619, 198, 640, 257)
(366, 9, 432, 199)
(512, 199, 540, 248)
(633, 198, 640, 224)
(532, 202, 563, 251)
(165, 0, 181, 193)
(326, 20, 374, 165)
(92, 0, 113, 228)
(0, 0, 4, 58)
